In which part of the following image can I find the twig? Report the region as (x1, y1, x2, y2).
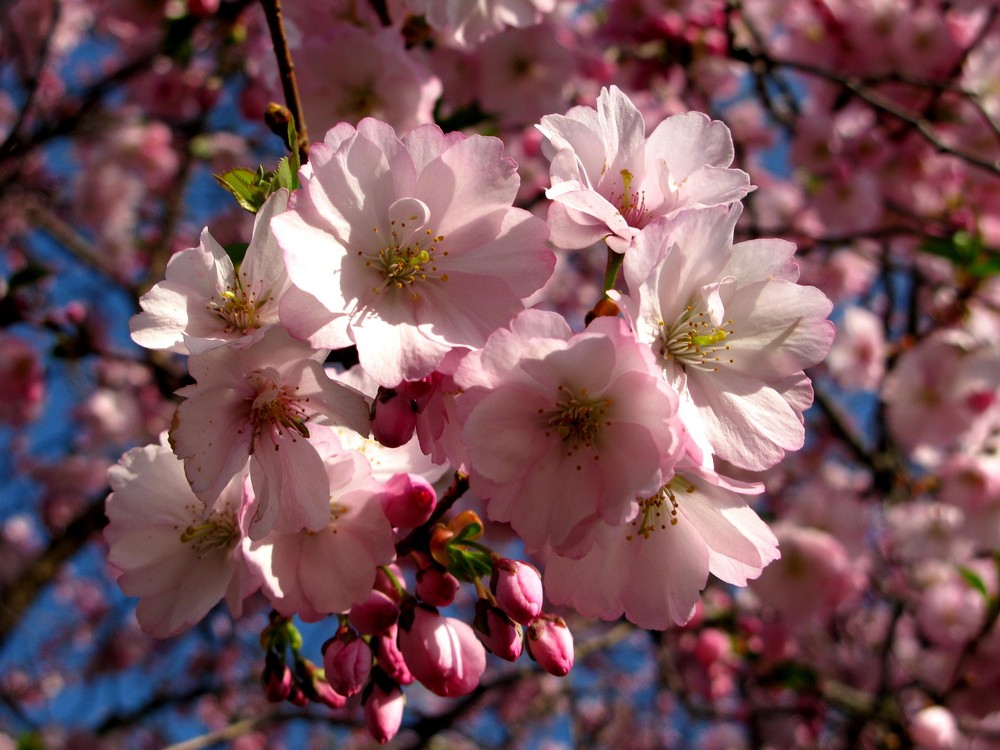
(259, 0, 310, 163)
(159, 710, 281, 750)
(0, 498, 108, 651)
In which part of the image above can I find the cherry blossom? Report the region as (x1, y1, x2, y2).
(246, 441, 395, 621)
(537, 85, 752, 252)
(454, 309, 684, 555)
(544, 462, 779, 629)
(622, 203, 834, 471)
(169, 326, 371, 539)
(104, 435, 258, 638)
(130, 190, 291, 355)
(272, 118, 555, 386)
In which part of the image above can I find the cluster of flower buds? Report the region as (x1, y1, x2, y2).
(281, 509, 577, 745)
(260, 613, 345, 711)
(475, 557, 574, 677)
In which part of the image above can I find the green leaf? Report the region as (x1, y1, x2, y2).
(919, 231, 999, 279)
(214, 168, 270, 213)
(452, 521, 484, 544)
(285, 120, 301, 189)
(446, 545, 493, 582)
(16, 733, 44, 750)
(272, 157, 296, 193)
(958, 565, 989, 599)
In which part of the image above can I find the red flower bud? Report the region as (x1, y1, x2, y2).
(416, 565, 460, 607)
(381, 472, 437, 528)
(526, 615, 574, 677)
(323, 636, 373, 698)
(491, 558, 544, 625)
(349, 589, 400, 636)
(473, 600, 523, 662)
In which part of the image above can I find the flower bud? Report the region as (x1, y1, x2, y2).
(364, 680, 405, 745)
(491, 558, 544, 625)
(262, 651, 292, 702)
(287, 682, 308, 707)
(909, 705, 959, 750)
(323, 636, 373, 698)
(526, 615, 574, 676)
(381, 472, 437, 528)
(416, 565, 460, 607)
(373, 624, 413, 685)
(310, 675, 348, 710)
(295, 658, 347, 709)
(398, 606, 487, 697)
(371, 386, 417, 448)
(349, 589, 400, 636)
(473, 599, 523, 662)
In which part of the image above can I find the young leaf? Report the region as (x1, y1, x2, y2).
(214, 168, 269, 213)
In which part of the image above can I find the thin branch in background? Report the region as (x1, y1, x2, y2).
(0, 498, 108, 651)
(0, 0, 63, 159)
(259, 0, 309, 163)
(24, 198, 130, 289)
(728, 0, 1000, 178)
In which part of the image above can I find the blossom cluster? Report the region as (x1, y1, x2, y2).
(6, 0, 1000, 747)
(104, 82, 832, 742)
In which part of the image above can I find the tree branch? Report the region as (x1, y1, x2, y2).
(259, 0, 310, 162)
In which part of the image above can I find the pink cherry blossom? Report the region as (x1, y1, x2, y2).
(544, 463, 779, 629)
(272, 118, 554, 386)
(749, 522, 861, 629)
(245, 442, 395, 621)
(537, 85, 752, 252)
(491, 557, 544, 625)
(826, 306, 886, 391)
(104, 435, 257, 638)
(455, 309, 684, 555)
(0, 333, 44, 426)
(882, 333, 1000, 460)
(169, 326, 371, 539)
(130, 190, 291, 355)
(622, 203, 834, 471)
(281, 24, 441, 137)
(409, 0, 556, 47)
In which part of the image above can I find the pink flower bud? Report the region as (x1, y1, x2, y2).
(381, 473, 437, 528)
(374, 624, 413, 685)
(473, 600, 523, 662)
(287, 683, 308, 707)
(416, 565, 460, 607)
(491, 558, 544, 625)
(526, 615, 574, 677)
(349, 589, 400, 636)
(364, 681, 405, 745)
(296, 658, 347, 709)
(398, 606, 487, 697)
(310, 676, 348, 710)
(323, 636, 373, 698)
(187, 0, 220, 15)
(371, 387, 417, 448)
(262, 653, 292, 702)
(910, 705, 959, 750)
